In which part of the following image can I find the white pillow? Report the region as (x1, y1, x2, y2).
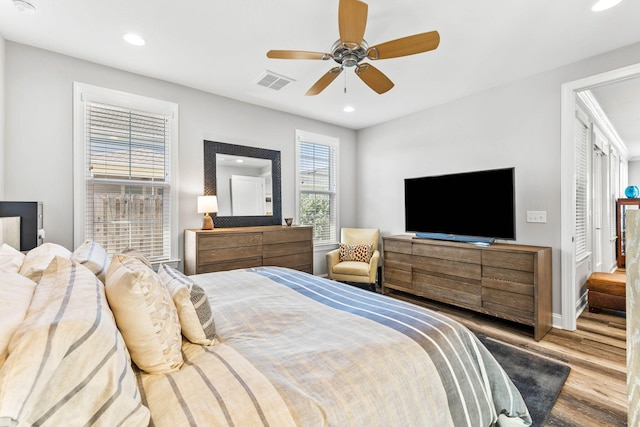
(0, 243, 25, 273)
(0, 268, 37, 368)
(105, 254, 183, 374)
(19, 242, 72, 282)
(72, 240, 110, 283)
(158, 264, 216, 346)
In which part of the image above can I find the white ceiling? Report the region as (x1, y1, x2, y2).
(1, 0, 640, 140)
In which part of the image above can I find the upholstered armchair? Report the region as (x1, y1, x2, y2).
(326, 228, 380, 290)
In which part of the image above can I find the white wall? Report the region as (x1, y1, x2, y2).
(0, 34, 5, 199)
(629, 160, 640, 186)
(357, 42, 640, 316)
(4, 42, 357, 273)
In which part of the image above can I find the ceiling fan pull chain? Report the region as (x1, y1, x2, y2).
(344, 71, 348, 94)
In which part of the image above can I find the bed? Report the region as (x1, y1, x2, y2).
(138, 266, 531, 427)
(0, 242, 531, 427)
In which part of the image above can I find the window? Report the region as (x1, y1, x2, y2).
(295, 130, 339, 246)
(73, 83, 178, 262)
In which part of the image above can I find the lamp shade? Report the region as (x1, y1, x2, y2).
(197, 195, 218, 214)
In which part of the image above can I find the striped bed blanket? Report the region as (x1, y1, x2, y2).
(139, 267, 531, 427)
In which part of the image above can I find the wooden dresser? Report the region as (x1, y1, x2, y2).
(184, 225, 313, 275)
(382, 235, 552, 341)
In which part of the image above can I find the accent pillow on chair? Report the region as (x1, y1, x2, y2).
(339, 243, 373, 263)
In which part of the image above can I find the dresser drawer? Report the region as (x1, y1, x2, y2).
(482, 251, 534, 272)
(199, 245, 262, 265)
(412, 243, 481, 264)
(198, 232, 262, 250)
(263, 227, 311, 244)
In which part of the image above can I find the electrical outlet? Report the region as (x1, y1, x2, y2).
(526, 211, 547, 223)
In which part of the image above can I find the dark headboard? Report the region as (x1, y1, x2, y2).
(0, 201, 43, 251)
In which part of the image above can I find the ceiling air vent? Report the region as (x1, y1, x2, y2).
(255, 71, 295, 91)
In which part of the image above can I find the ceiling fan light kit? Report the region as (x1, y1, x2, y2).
(266, 0, 440, 96)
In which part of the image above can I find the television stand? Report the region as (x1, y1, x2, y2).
(414, 232, 495, 245)
(382, 235, 552, 341)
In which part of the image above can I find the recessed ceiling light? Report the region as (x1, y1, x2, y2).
(123, 33, 146, 46)
(592, 0, 623, 12)
(12, 0, 36, 14)
(344, 106, 355, 113)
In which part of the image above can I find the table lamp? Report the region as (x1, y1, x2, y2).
(198, 195, 218, 230)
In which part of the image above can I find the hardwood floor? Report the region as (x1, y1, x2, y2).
(385, 290, 627, 427)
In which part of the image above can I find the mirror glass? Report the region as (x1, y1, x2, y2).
(216, 154, 273, 216)
(204, 140, 281, 228)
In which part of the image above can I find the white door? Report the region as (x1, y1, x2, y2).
(592, 149, 604, 273)
(574, 109, 592, 304)
(231, 175, 266, 216)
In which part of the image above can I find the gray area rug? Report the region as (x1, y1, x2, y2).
(477, 333, 571, 427)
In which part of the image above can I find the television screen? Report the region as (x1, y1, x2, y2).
(404, 167, 515, 241)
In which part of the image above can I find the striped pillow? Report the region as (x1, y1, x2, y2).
(0, 244, 25, 273)
(18, 242, 72, 282)
(158, 264, 216, 346)
(0, 256, 149, 425)
(72, 240, 110, 284)
(105, 254, 183, 374)
(0, 268, 37, 368)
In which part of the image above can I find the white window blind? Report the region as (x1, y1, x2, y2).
(296, 131, 338, 245)
(574, 114, 589, 260)
(82, 100, 172, 261)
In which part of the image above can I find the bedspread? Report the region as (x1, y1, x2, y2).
(139, 266, 531, 427)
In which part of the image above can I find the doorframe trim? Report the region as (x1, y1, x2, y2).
(561, 62, 640, 330)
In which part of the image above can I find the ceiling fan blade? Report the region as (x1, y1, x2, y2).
(267, 50, 332, 60)
(338, 0, 368, 49)
(355, 63, 394, 94)
(367, 31, 440, 60)
(305, 67, 343, 96)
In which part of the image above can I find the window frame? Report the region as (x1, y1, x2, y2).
(294, 130, 339, 249)
(73, 82, 179, 263)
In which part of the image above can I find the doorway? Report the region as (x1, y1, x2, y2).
(561, 62, 640, 331)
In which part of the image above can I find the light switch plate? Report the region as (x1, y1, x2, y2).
(526, 211, 547, 223)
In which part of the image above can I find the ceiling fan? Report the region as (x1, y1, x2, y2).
(266, 0, 440, 96)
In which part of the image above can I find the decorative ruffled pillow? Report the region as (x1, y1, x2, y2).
(158, 264, 216, 346)
(0, 243, 25, 273)
(18, 242, 72, 282)
(105, 254, 183, 374)
(0, 268, 37, 368)
(72, 240, 111, 284)
(339, 243, 374, 263)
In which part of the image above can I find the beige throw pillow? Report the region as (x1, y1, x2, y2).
(72, 240, 111, 284)
(158, 264, 216, 346)
(105, 254, 183, 374)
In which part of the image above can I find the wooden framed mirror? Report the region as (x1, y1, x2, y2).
(204, 140, 282, 228)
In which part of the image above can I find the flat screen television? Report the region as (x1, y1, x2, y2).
(404, 167, 515, 244)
